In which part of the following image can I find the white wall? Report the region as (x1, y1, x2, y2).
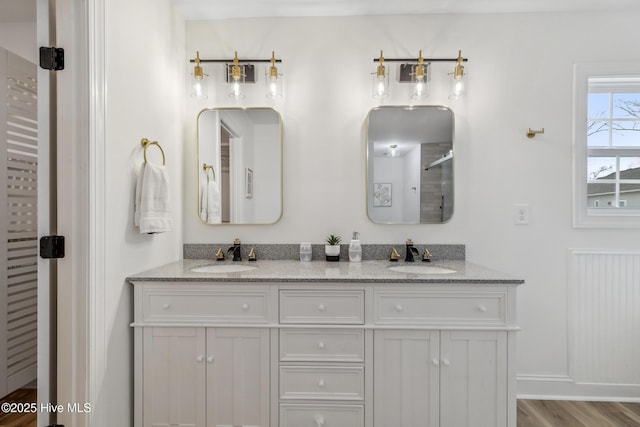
(96, 1, 185, 426)
(181, 12, 640, 400)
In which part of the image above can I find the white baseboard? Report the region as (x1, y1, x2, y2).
(518, 374, 640, 402)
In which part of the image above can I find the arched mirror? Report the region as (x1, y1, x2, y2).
(366, 105, 454, 224)
(197, 108, 283, 224)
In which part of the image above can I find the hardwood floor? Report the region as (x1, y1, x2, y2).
(0, 388, 36, 427)
(0, 391, 639, 426)
(518, 400, 640, 427)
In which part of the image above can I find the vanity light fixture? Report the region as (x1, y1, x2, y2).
(266, 51, 283, 98)
(228, 51, 246, 99)
(372, 50, 468, 101)
(411, 50, 428, 100)
(189, 52, 283, 99)
(449, 50, 466, 100)
(190, 51, 208, 99)
(372, 50, 389, 99)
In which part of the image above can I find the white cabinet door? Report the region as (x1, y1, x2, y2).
(440, 330, 507, 427)
(206, 328, 270, 427)
(143, 327, 206, 427)
(373, 330, 439, 427)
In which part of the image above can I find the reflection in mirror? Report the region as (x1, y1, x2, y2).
(366, 106, 454, 224)
(198, 108, 282, 224)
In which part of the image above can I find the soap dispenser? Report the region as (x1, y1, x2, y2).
(349, 232, 362, 262)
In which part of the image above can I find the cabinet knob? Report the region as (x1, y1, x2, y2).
(395, 304, 404, 312)
(432, 358, 440, 366)
(317, 379, 326, 388)
(161, 303, 170, 309)
(314, 416, 325, 427)
(317, 304, 326, 312)
(442, 358, 451, 366)
(196, 355, 204, 363)
(241, 303, 250, 311)
(477, 305, 487, 312)
(317, 341, 326, 349)
(207, 356, 214, 363)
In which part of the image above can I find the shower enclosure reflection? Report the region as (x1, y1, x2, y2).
(366, 106, 454, 224)
(197, 108, 282, 224)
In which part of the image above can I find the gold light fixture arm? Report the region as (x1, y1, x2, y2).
(193, 51, 203, 78)
(269, 51, 278, 79)
(453, 50, 464, 78)
(377, 50, 386, 78)
(231, 51, 242, 80)
(415, 50, 426, 80)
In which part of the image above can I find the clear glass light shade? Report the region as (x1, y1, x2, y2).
(266, 74, 283, 98)
(228, 77, 245, 99)
(411, 76, 428, 100)
(190, 73, 208, 99)
(372, 72, 389, 98)
(449, 72, 466, 100)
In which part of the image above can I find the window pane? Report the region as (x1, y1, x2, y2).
(620, 157, 640, 177)
(612, 123, 640, 146)
(588, 157, 616, 180)
(587, 124, 609, 146)
(587, 183, 615, 207)
(588, 92, 610, 117)
(613, 93, 640, 118)
(620, 184, 640, 208)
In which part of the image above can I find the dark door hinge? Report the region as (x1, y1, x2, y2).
(40, 235, 65, 259)
(39, 46, 64, 71)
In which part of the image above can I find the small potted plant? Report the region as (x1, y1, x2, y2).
(324, 234, 342, 262)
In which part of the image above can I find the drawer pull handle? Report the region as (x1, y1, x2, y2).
(395, 304, 404, 312)
(314, 416, 325, 427)
(207, 356, 214, 363)
(317, 379, 326, 388)
(317, 341, 326, 349)
(162, 303, 170, 309)
(442, 358, 451, 366)
(432, 358, 440, 366)
(196, 355, 204, 363)
(317, 304, 326, 312)
(477, 305, 487, 312)
(241, 303, 250, 311)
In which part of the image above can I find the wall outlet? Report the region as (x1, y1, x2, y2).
(514, 204, 530, 225)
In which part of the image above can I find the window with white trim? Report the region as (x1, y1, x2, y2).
(574, 63, 640, 227)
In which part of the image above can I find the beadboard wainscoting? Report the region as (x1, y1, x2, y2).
(569, 251, 640, 397)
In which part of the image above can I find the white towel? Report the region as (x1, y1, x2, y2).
(135, 162, 172, 234)
(202, 167, 221, 223)
(200, 170, 209, 221)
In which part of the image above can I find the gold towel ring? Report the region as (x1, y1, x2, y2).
(202, 163, 216, 181)
(141, 138, 166, 165)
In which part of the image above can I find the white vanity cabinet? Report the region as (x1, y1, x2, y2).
(131, 277, 518, 427)
(133, 283, 273, 427)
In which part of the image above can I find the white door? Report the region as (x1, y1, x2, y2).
(373, 330, 440, 427)
(36, 1, 54, 425)
(206, 328, 270, 427)
(439, 330, 507, 427)
(143, 327, 206, 427)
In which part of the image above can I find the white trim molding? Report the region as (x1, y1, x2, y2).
(573, 62, 640, 228)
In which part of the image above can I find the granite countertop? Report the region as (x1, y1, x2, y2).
(127, 259, 524, 284)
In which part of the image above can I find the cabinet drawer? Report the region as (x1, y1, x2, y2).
(280, 291, 364, 324)
(280, 404, 364, 427)
(374, 291, 506, 325)
(280, 366, 364, 401)
(143, 289, 270, 323)
(280, 329, 364, 362)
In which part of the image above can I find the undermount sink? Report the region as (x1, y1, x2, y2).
(190, 264, 257, 274)
(388, 265, 456, 275)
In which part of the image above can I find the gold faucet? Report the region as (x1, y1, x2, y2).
(389, 248, 400, 262)
(422, 248, 432, 262)
(215, 248, 225, 261)
(248, 247, 257, 261)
